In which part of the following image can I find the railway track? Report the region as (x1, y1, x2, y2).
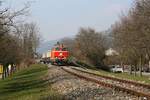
(62, 66, 150, 99)
(72, 67, 150, 89)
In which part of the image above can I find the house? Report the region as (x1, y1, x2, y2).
(105, 48, 119, 56)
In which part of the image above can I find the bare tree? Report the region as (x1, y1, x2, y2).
(17, 22, 40, 61)
(75, 28, 107, 67)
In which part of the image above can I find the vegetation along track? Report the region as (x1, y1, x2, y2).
(61, 66, 150, 99)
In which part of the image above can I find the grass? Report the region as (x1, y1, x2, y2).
(75, 67, 150, 84)
(0, 64, 62, 100)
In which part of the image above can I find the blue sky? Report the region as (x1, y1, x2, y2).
(5, 0, 133, 41)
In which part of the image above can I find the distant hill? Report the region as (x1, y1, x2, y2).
(37, 40, 58, 54)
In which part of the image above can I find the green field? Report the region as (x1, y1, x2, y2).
(0, 64, 62, 100)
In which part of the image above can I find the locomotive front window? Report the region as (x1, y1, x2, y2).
(62, 48, 67, 51)
(55, 47, 60, 51)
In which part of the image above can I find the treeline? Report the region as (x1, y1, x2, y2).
(0, 2, 40, 79)
(61, 0, 150, 75)
(111, 0, 150, 76)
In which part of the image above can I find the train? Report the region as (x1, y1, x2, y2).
(41, 42, 69, 65)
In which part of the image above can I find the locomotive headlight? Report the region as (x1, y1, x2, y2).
(59, 53, 63, 56)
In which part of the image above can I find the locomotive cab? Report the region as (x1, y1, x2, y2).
(50, 43, 69, 65)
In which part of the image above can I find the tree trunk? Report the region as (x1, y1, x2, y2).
(148, 61, 150, 71)
(129, 65, 132, 75)
(2, 67, 5, 80)
(134, 65, 136, 76)
(6, 66, 9, 77)
(4, 67, 7, 78)
(10, 64, 14, 75)
(139, 56, 142, 77)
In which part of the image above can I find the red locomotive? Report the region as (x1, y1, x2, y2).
(50, 42, 69, 65)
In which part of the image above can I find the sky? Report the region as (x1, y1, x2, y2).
(4, 0, 133, 41)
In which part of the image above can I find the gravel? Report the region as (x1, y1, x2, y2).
(46, 65, 139, 100)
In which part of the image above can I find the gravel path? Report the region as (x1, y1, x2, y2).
(47, 65, 139, 100)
